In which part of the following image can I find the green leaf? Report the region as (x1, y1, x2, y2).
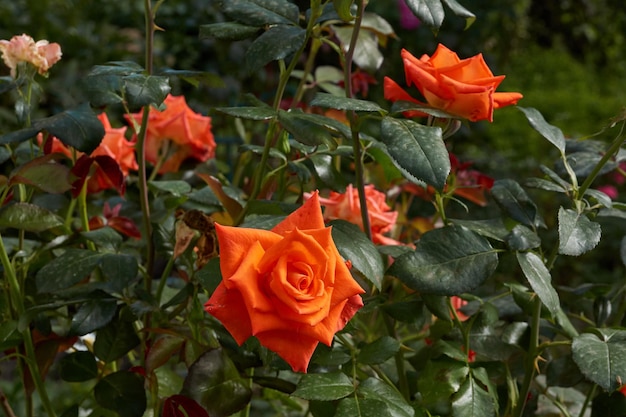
(450, 218, 509, 242)
(404, 0, 445, 31)
(38, 103, 105, 154)
(310, 92, 384, 113)
(199, 22, 260, 41)
(441, 0, 476, 29)
(572, 329, 626, 391)
(216, 106, 277, 121)
(9, 154, 72, 194)
(182, 348, 252, 417)
(491, 179, 543, 228)
(357, 336, 401, 365)
(558, 207, 601, 256)
(278, 110, 342, 149)
(381, 117, 448, 190)
(81, 227, 123, 251)
(158, 69, 225, 88)
(358, 378, 415, 417)
(418, 358, 469, 406)
(245, 25, 306, 74)
(332, 26, 383, 72)
(36, 249, 103, 293)
(388, 226, 498, 295)
(506, 225, 541, 251)
(0, 320, 23, 351)
(0, 202, 64, 233)
(69, 294, 117, 336)
(292, 372, 355, 401)
(93, 316, 141, 363)
(148, 180, 192, 197)
(123, 74, 171, 109)
(220, 0, 300, 26)
(59, 351, 98, 382)
(390, 100, 458, 119)
(100, 254, 139, 294)
(518, 107, 565, 154)
(333, 0, 355, 21)
(516, 251, 560, 316)
(330, 220, 384, 290)
(94, 371, 146, 417)
(451, 375, 496, 417)
(335, 397, 388, 417)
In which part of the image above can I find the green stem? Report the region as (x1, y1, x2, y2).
(578, 384, 596, 417)
(234, 3, 324, 225)
(77, 181, 96, 252)
(577, 121, 626, 199)
(0, 234, 57, 417)
(383, 317, 410, 400)
(513, 296, 542, 417)
(344, 0, 372, 240)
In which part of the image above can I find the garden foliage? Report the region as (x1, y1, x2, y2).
(1, 1, 626, 417)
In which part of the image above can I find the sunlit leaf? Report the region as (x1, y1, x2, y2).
(518, 107, 565, 154)
(451, 374, 496, 417)
(572, 329, 626, 391)
(381, 116, 448, 190)
(404, 0, 445, 31)
(292, 372, 354, 401)
(330, 220, 384, 290)
(516, 251, 560, 316)
(388, 226, 498, 295)
(0, 202, 64, 233)
(558, 207, 601, 256)
(245, 26, 306, 74)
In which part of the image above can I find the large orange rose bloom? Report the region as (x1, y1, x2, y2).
(316, 184, 400, 246)
(384, 44, 523, 122)
(126, 94, 215, 173)
(204, 192, 365, 372)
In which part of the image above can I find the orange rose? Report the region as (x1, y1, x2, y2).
(0, 34, 62, 78)
(41, 113, 137, 195)
(316, 184, 400, 245)
(204, 192, 364, 372)
(126, 94, 216, 173)
(384, 44, 522, 122)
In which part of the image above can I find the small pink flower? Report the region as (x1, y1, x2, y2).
(0, 34, 62, 77)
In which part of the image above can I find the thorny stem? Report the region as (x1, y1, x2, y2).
(345, 0, 372, 241)
(138, 0, 157, 285)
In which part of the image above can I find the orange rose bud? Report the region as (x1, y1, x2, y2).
(204, 192, 365, 372)
(126, 94, 216, 173)
(384, 44, 523, 122)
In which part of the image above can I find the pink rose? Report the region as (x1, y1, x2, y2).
(0, 34, 62, 77)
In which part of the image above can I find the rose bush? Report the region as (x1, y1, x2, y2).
(2, 2, 626, 417)
(204, 192, 364, 373)
(384, 43, 523, 121)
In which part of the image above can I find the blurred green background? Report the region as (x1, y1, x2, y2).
(2, 0, 625, 176)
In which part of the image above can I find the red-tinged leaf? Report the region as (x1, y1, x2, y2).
(196, 173, 241, 224)
(162, 395, 209, 417)
(106, 216, 141, 239)
(24, 331, 78, 395)
(91, 155, 125, 195)
(70, 154, 95, 197)
(9, 153, 72, 193)
(145, 336, 185, 374)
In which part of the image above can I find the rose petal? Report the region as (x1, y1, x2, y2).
(272, 191, 325, 233)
